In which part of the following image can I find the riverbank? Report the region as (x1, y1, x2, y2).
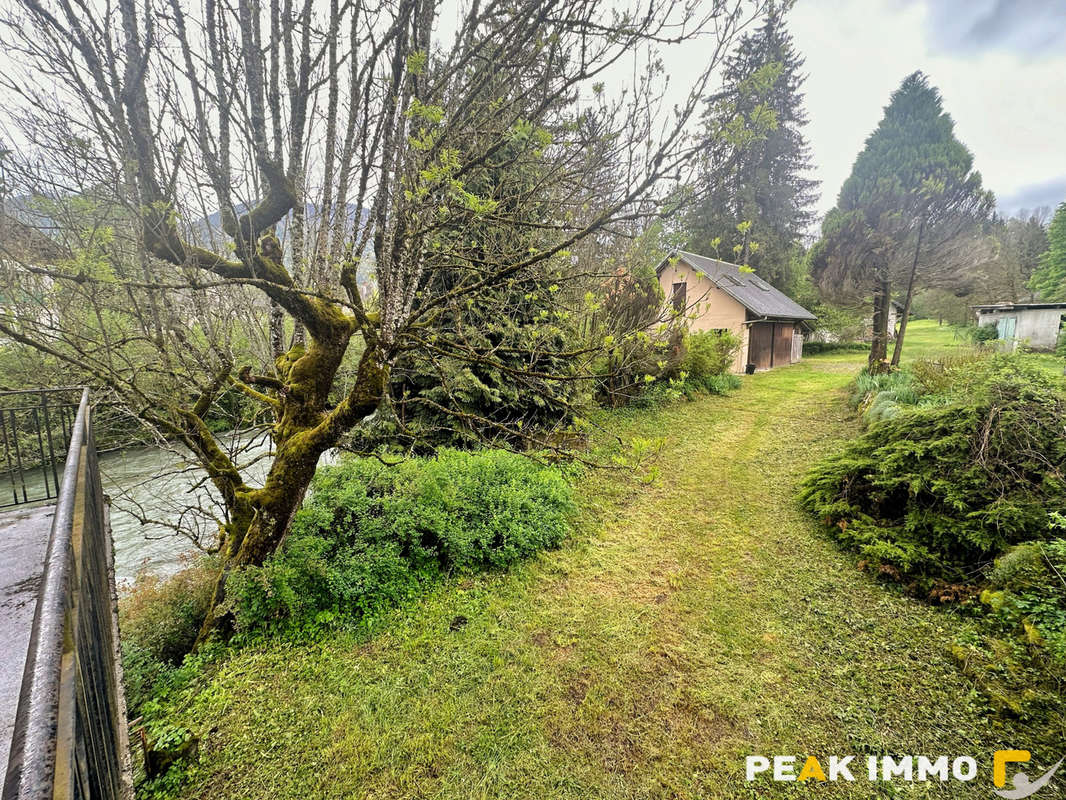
(141, 321, 1039, 799)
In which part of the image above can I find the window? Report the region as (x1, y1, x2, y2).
(997, 316, 1017, 341)
(750, 276, 773, 291)
(671, 281, 687, 312)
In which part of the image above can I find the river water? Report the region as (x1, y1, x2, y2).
(98, 431, 272, 584)
(14, 430, 335, 584)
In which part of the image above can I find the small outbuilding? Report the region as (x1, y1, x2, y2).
(656, 250, 816, 373)
(972, 302, 1066, 351)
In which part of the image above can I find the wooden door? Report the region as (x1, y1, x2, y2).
(773, 322, 793, 366)
(749, 322, 773, 370)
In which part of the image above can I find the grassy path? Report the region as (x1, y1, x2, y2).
(166, 327, 1019, 799)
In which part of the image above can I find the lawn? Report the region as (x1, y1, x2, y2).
(152, 320, 1047, 799)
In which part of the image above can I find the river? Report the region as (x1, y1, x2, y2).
(10, 429, 334, 584)
(99, 430, 267, 584)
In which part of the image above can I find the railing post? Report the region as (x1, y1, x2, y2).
(2, 388, 132, 800)
(0, 389, 83, 510)
(40, 395, 60, 501)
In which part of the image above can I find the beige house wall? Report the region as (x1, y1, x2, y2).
(658, 261, 749, 373)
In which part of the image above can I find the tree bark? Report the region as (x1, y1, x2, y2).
(195, 340, 388, 645)
(891, 218, 925, 366)
(868, 276, 891, 372)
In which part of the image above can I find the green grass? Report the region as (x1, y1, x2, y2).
(149, 320, 1048, 799)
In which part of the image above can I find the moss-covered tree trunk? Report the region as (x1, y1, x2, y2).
(195, 336, 389, 644)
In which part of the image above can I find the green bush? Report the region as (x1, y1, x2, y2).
(808, 353, 1066, 738)
(119, 558, 218, 714)
(626, 327, 742, 409)
(964, 322, 1000, 343)
(802, 341, 870, 356)
(631, 372, 741, 409)
(848, 368, 916, 413)
(224, 449, 574, 635)
(803, 303, 866, 343)
(907, 353, 985, 397)
(800, 358, 1066, 584)
(963, 537, 1066, 736)
(681, 329, 741, 379)
(984, 538, 1066, 663)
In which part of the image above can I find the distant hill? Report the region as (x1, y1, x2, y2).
(193, 202, 369, 248)
(0, 194, 375, 291)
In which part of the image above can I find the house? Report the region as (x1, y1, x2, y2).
(971, 302, 1066, 351)
(655, 250, 816, 373)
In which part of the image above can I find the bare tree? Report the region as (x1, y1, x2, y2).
(0, 0, 766, 638)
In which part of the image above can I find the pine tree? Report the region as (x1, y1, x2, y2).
(1029, 201, 1066, 301)
(811, 71, 992, 369)
(685, 8, 818, 293)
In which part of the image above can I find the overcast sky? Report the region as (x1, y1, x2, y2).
(3, 0, 1062, 227)
(786, 0, 1066, 221)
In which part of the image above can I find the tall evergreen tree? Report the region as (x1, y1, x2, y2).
(811, 71, 992, 369)
(1029, 201, 1066, 301)
(685, 7, 818, 293)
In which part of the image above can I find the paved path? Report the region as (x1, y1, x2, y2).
(0, 504, 55, 777)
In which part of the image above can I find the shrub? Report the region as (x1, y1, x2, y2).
(961, 322, 1000, 343)
(802, 341, 870, 356)
(984, 538, 1066, 663)
(119, 558, 217, 714)
(224, 449, 574, 635)
(594, 329, 671, 408)
(622, 327, 742, 409)
(906, 353, 982, 396)
(944, 534, 1066, 744)
(800, 359, 1066, 584)
(698, 373, 742, 395)
(630, 372, 741, 409)
(808, 354, 1066, 740)
(681, 329, 741, 379)
(848, 368, 916, 412)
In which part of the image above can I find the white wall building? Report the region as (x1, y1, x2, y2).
(972, 302, 1066, 351)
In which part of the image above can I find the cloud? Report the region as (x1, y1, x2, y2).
(911, 0, 1066, 55)
(996, 175, 1066, 216)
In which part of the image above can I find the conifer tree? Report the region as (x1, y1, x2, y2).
(811, 71, 992, 370)
(1029, 201, 1066, 301)
(685, 7, 817, 293)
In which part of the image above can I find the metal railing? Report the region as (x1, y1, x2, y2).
(0, 389, 83, 509)
(3, 388, 132, 800)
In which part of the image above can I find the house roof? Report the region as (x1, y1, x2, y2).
(658, 250, 816, 321)
(972, 302, 1066, 312)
